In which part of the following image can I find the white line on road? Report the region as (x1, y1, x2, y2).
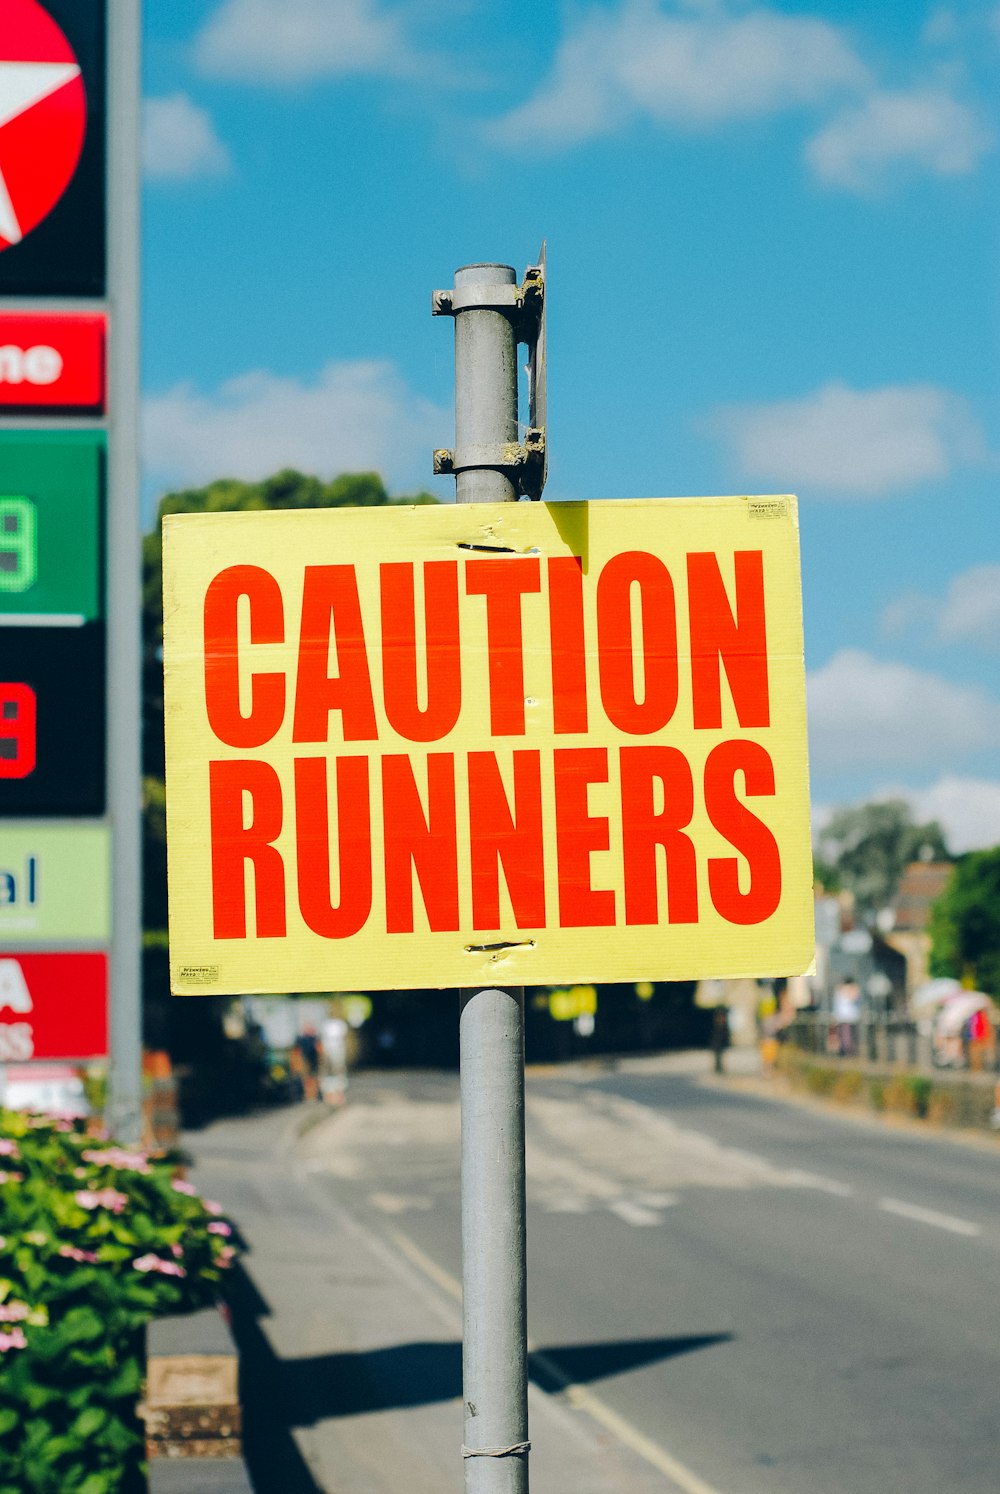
(531, 1350, 726, 1494)
(386, 1224, 725, 1494)
(879, 1198, 981, 1237)
(782, 1169, 854, 1197)
(609, 1199, 665, 1226)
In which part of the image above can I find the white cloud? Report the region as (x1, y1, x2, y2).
(707, 381, 984, 497)
(805, 85, 993, 191)
(195, 0, 415, 83)
(807, 649, 1000, 774)
(142, 95, 231, 180)
(882, 564, 1000, 648)
(142, 361, 446, 493)
(901, 776, 1000, 853)
(487, 3, 867, 150)
(813, 775, 1000, 853)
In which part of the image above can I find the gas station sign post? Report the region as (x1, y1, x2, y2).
(0, 1, 140, 1134)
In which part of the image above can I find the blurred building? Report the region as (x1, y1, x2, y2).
(882, 861, 952, 996)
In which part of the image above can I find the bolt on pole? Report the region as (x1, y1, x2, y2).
(434, 257, 545, 1492)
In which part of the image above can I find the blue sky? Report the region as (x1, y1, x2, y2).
(139, 0, 999, 851)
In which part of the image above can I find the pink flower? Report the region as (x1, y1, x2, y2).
(170, 1243, 184, 1258)
(82, 1148, 151, 1174)
(171, 1179, 198, 1197)
(0, 1327, 27, 1351)
(0, 1302, 29, 1322)
(74, 1188, 128, 1214)
(74, 1167, 88, 1179)
(0, 1140, 19, 1158)
(204, 1200, 223, 1215)
(217, 1245, 235, 1267)
(58, 1245, 99, 1265)
(207, 1221, 232, 1237)
(0, 1171, 23, 1184)
(132, 1253, 186, 1278)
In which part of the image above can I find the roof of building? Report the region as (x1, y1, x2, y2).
(892, 862, 952, 932)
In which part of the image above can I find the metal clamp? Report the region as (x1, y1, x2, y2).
(434, 430, 546, 494)
(433, 261, 544, 346)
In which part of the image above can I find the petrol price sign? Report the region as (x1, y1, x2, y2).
(0, 952, 107, 1061)
(0, 624, 104, 815)
(0, 431, 102, 623)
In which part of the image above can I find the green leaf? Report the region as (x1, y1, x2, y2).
(70, 1406, 109, 1439)
(77, 1473, 117, 1494)
(60, 1306, 105, 1343)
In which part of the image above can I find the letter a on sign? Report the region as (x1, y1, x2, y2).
(163, 497, 815, 994)
(0, 958, 32, 1013)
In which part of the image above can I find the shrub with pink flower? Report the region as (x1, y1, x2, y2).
(0, 1105, 244, 1490)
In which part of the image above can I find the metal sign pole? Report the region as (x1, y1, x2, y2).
(436, 261, 531, 1491)
(105, 0, 143, 1145)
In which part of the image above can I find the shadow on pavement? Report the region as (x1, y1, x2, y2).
(229, 1262, 731, 1447)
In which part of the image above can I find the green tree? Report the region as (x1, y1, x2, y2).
(814, 799, 950, 923)
(929, 848, 1000, 997)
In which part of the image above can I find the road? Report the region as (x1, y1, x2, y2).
(187, 1054, 1000, 1493)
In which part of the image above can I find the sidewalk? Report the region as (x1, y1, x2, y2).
(184, 1105, 681, 1494)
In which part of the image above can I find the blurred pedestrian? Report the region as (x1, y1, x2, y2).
(294, 1025, 323, 1102)
(710, 1005, 730, 1075)
(968, 1006, 994, 1073)
(833, 978, 861, 1057)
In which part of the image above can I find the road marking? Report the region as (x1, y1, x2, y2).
(609, 1199, 664, 1226)
(637, 1191, 680, 1208)
(879, 1198, 981, 1237)
(387, 1226, 463, 1303)
(369, 1191, 433, 1214)
(387, 1225, 725, 1494)
(782, 1169, 854, 1197)
(531, 1350, 726, 1494)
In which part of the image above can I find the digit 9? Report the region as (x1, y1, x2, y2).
(0, 683, 36, 779)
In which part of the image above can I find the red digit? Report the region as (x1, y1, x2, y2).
(0, 684, 36, 779)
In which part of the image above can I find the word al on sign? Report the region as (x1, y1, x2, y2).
(163, 498, 815, 994)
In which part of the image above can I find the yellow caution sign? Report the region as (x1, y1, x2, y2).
(163, 498, 813, 993)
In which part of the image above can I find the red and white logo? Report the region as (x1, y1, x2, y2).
(0, 0, 87, 253)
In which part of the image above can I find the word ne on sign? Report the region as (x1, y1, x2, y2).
(163, 499, 815, 994)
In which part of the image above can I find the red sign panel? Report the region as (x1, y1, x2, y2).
(0, 952, 107, 1061)
(0, 313, 105, 410)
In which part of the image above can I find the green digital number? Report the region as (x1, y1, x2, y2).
(0, 497, 36, 594)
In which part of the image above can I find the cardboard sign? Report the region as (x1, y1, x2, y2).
(0, 952, 107, 1060)
(0, 823, 110, 942)
(163, 499, 814, 994)
(0, 313, 106, 411)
